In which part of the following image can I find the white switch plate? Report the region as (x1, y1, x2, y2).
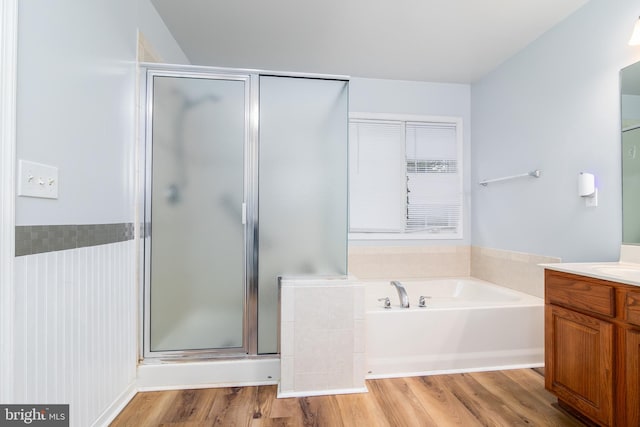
(17, 160, 59, 199)
(585, 188, 598, 207)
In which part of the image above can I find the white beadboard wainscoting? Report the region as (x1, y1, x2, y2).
(12, 240, 137, 427)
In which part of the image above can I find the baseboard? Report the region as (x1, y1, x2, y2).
(91, 382, 138, 427)
(365, 362, 545, 380)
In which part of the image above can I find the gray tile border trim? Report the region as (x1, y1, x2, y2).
(15, 223, 135, 256)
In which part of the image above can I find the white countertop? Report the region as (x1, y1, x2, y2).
(540, 262, 640, 287)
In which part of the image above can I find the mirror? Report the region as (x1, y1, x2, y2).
(621, 61, 640, 244)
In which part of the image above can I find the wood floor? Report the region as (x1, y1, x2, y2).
(110, 369, 585, 426)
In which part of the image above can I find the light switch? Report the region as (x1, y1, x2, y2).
(585, 188, 598, 207)
(18, 160, 59, 199)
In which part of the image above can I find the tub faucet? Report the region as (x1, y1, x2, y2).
(390, 281, 410, 308)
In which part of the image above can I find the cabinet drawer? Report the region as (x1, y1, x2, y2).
(545, 271, 615, 317)
(625, 290, 640, 327)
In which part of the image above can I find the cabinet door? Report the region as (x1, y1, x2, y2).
(623, 328, 640, 426)
(545, 305, 614, 426)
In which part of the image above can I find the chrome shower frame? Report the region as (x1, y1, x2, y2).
(137, 63, 349, 362)
(139, 65, 257, 360)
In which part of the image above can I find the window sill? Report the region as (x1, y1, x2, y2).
(348, 232, 463, 241)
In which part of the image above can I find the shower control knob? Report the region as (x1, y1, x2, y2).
(418, 295, 431, 307)
(377, 297, 391, 309)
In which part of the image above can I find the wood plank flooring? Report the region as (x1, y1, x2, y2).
(110, 369, 585, 426)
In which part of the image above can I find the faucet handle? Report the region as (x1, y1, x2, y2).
(418, 295, 431, 307)
(377, 297, 391, 309)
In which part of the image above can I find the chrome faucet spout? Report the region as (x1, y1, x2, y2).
(390, 281, 410, 308)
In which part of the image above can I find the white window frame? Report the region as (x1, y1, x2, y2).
(348, 112, 463, 240)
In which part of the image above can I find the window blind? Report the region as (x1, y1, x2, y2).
(348, 116, 462, 238)
(405, 122, 461, 235)
(348, 120, 405, 232)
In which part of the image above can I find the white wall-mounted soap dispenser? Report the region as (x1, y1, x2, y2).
(578, 172, 598, 207)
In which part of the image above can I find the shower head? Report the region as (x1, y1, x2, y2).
(165, 183, 181, 205)
(170, 88, 220, 110)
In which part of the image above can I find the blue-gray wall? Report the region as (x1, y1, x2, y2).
(471, 0, 640, 262)
(16, 1, 138, 226)
(15, 0, 187, 227)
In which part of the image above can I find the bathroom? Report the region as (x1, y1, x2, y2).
(2, 0, 640, 425)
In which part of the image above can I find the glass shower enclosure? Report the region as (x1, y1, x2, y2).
(141, 66, 348, 358)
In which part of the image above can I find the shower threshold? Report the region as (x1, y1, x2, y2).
(136, 356, 280, 390)
(141, 351, 274, 364)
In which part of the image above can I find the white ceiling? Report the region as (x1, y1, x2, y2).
(151, 0, 589, 84)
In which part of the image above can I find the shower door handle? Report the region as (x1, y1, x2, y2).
(242, 202, 247, 225)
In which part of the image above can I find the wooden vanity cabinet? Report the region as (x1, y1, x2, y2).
(545, 270, 640, 426)
(621, 327, 640, 426)
(545, 271, 614, 426)
(620, 289, 640, 427)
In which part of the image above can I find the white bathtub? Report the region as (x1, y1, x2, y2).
(365, 277, 544, 378)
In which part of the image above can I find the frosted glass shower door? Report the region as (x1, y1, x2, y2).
(148, 74, 247, 353)
(258, 76, 349, 353)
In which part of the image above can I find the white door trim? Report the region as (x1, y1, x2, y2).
(0, 0, 18, 403)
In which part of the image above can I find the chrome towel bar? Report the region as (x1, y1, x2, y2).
(479, 169, 541, 186)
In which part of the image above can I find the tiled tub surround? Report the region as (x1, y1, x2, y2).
(348, 245, 555, 298)
(279, 277, 366, 397)
(470, 246, 561, 298)
(348, 245, 470, 279)
(15, 223, 135, 256)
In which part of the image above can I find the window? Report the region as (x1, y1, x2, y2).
(349, 113, 463, 239)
